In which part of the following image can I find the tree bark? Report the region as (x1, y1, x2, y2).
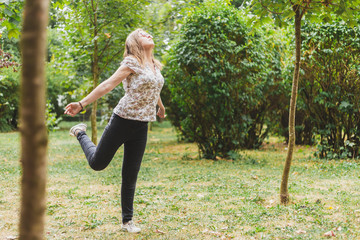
(19, 0, 49, 239)
(91, 1, 98, 144)
(280, 6, 302, 205)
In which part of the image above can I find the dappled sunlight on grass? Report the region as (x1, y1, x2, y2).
(0, 121, 360, 239)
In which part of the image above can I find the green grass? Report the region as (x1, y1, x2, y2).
(1, 121, 360, 239)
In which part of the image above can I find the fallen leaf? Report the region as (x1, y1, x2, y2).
(323, 230, 336, 237)
(155, 229, 166, 234)
(296, 229, 306, 234)
(292, 172, 299, 175)
(136, 219, 142, 223)
(336, 226, 342, 231)
(251, 175, 258, 180)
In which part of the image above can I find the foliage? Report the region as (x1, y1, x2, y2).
(230, 0, 245, 8)
(250, 0, 360, 205)
(165, 2, 281, 159)
(142, 0, 205, 127)
(0, 67, 19, 132)
(54, 0, 152, 143)
(249, 0, 360, 149)
(271, 27, 316, 146)
(0, 48, 19, 70)
(0, 0, 23, 39)
(249, 0, 360, 28)
(46, 27, 82, 118)
(56, 0, 150, 104)
(0, 65, 64, 132)
(300, 22, 360, 159)
(46, 100, 62, 131)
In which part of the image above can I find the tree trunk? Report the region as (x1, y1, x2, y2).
(19, 0, 49, 239)
(91, 3, 98, 144)
(280, 6, 302, 205)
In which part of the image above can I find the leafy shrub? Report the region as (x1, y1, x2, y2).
(46, 101, 62, 131)
(268, 27, 316, 146)
(164, 2, 281, 159)
(0, 65, 65, 132)
(300, 22, 360, 159)
(0, 69, 19, 132)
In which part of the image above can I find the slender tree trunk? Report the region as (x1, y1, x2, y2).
(91, 3, 98, 144)
(280, 6, 302, 205)
(19, 0, 49, 239)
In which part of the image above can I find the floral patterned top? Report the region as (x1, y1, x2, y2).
(113, 56, 164, 122)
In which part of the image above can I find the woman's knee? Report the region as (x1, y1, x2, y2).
(89, 161, 108, 171)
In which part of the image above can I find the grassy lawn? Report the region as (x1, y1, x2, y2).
(1, 121, 360, 239)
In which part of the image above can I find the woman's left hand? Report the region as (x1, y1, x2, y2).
(157, 107, 166, 119)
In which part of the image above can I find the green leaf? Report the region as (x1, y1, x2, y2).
(339, 101, 352, 109)
(4, 8, 13, 17)
(7, 28, 19, 39)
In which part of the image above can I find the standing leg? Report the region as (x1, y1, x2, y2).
(121, 122, 148, 223)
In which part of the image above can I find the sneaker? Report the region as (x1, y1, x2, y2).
(69, 123, 87, 137)
(122, 220, 141, 233)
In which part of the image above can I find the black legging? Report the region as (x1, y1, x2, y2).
(76, 113, 148, 223)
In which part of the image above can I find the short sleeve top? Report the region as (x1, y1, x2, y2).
(113, 56, 164, 122)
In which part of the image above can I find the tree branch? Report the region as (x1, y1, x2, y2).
(99, 49, 123, 75)
(82, 0, 95, 26)
(98, 36, 112, 60)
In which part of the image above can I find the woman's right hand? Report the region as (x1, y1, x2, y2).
(64, 102, 83, 117)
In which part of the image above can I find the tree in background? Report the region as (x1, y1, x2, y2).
(57, 0, 149, 144)
(300, 21, 360, 159)
(250, 0, 360, 204)
(19, 0, 49, 239)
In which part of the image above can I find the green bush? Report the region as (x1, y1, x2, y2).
(265, 26, 316, 146)
(46, 101, 62, 131)
(300, 22, 360, 159)
(0, 69, 20, 132)
(0, 65, 66, 132)
(164, 2, 281, 159)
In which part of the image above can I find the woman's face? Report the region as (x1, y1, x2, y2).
(138, 30, 154, 49)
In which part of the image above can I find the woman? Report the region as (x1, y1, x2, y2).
(64, 29, 165, 233)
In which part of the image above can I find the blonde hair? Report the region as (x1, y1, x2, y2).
(123, 28, 163, 70)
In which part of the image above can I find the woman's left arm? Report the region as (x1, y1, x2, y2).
(157, 96, 166, 118)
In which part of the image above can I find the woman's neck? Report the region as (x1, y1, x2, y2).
(143, 49, 153, 63)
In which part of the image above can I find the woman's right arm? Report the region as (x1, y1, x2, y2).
(64, 65, 134, 117)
